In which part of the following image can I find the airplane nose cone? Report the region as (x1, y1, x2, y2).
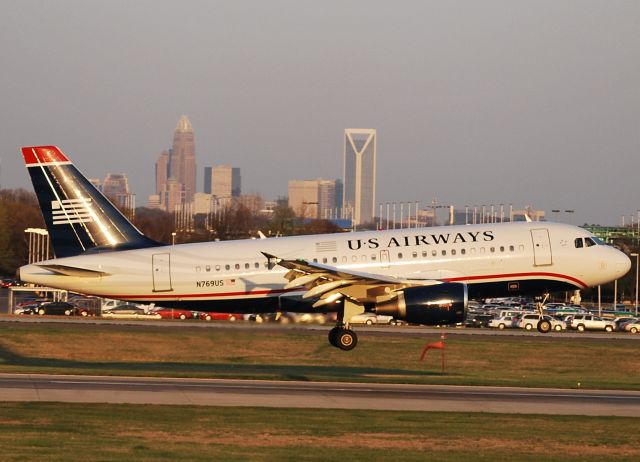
(617, 252, 632, 276)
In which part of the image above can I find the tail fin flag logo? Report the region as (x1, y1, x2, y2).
(51, 198, 94, 225)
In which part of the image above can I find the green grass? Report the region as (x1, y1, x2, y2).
(0, 322, 639, 389)
(0, 402, 638, 461)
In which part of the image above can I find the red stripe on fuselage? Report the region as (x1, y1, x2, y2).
(110, 288, 296, 301)
(442, 272, 588, 289)
(106, 272, 587, 301)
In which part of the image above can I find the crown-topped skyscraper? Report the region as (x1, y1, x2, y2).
(169, 115, 196, 203)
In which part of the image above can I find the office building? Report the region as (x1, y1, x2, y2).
(155, 150, 169, 196)
(203, 166, 212, 194)
(151, 116, 196, 211)
(169, 115, 196, 202)
(343, 128, 376, 226)
(288, 180, 320, 219)
(289, 179, 340, 220)
(211, 166, 241, 203)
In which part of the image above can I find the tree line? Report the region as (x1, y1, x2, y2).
(0, 188, 341, 276)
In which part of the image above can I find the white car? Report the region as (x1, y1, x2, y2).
(488, 316, 516, 330)
(569, 314, 615, 332)
(623, 319, 640, 334)
(349, 313, 396, 325)
(517, 314, 566, 331)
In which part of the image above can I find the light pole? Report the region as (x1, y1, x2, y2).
(632, 253, 639, 316)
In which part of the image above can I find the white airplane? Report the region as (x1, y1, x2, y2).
(19, 146, 631, 350)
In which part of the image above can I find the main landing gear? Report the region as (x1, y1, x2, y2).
(328, 325, 358, 351)
(328, 299, 363, 350)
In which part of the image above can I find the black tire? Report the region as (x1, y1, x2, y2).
(554, 324, 562, 332)
(336, 330, 358, 351)
(577, 324, 585, 332)
(537, 319, 552, 333)
(365, 319, 373, 326)
(630, 327, 638, 334)
(229, 315, 237, 322)
(179, 314, 186, 320)
(498, 323, 505, 330)
(204, 315, 212, 321)
(328, 327, 341, 347)
(525, 323, 533, 331)
(38, 308, 45, 316)
(605, 325, 613, 332)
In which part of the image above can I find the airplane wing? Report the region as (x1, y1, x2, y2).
(261, 252, 440, 308)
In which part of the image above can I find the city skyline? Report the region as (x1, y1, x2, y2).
(0, 1, 638, 226)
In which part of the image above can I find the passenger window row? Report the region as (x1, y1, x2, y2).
(194, 243, 523, 273)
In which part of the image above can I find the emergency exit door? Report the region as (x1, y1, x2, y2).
(152, 253, 173, 292)
(530, 229, 552, 266)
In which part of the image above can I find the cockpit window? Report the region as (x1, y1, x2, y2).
(576, 236, 602, 248)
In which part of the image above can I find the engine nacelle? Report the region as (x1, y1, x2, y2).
(375, 283, 467, 325)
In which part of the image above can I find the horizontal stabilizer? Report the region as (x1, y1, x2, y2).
(36, 264, 110, 278)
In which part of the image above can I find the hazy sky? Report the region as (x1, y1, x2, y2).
(1, 1, 638, 225)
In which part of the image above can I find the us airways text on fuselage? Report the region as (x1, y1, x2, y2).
(347, 231, 495, 251)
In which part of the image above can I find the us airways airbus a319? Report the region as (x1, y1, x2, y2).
(18, 146, 631, 350)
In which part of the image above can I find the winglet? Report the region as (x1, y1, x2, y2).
(261, 252, 281, 270)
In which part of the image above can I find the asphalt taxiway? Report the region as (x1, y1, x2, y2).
(1, 373, 639, 416)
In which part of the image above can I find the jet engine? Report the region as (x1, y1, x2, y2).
(374, 283, 467, 325)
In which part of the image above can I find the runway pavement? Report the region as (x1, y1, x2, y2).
(1, 373, 639, 416)
(1, 314, 638, 340)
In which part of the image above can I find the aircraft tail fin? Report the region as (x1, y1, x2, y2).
(21, 146, 162, 258)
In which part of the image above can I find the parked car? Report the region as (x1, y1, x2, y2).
(488, 315, 517, 330)
(153, 308, 194, 320)
(102, 304, 159, 319)
(622, 319, 640, 334)
(349, 313, 396, 325)
(569, 314, 615, 332)
(1, 278, 18, 288)
(517, 314, 566, 331)
(197, 312, 240, 321)
(613, 317, 636, 331)
(464, 313, 494, 328)
(36, 301, 79, 316)
(14, 304, 39, 315)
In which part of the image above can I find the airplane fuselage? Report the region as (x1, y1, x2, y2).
(20, 221, 630, 313)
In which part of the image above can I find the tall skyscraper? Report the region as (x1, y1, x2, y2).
(203, 166, 212, 194)
(343, 128, 376, 226)
(169, 115, 196, 202)
(155, 150, 169, 196)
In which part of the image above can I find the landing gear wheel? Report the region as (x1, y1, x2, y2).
(336, 329, 357, 351)
(328, 327, 342, 347)
(537, 319, 552, 333)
